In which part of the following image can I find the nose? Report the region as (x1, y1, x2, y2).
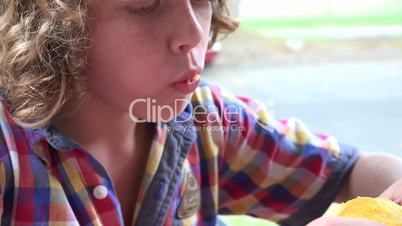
(168, 2, 205, 54)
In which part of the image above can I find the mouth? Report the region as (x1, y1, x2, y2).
(171, 73, 201, 94)
(184, 74, 201, 84)
(173, 68, 202, 83)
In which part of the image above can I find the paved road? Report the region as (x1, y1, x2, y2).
(239, 0, 402, 19)
(203, 60, 402, 157)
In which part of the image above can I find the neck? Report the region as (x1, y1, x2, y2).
(52, 93, 142, 155)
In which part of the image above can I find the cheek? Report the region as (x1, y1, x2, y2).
(85, 26, 158, 86)
(88, 19, 155, 67)
(201, 6, 213, 39)
(88, 35, 134, 69)
(84, 48, 165, 113)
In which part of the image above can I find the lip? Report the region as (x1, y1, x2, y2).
(173, 68, 202, 84)
(171, 69, 202, 94)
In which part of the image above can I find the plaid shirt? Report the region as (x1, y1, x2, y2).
(0, 81, 358, 226)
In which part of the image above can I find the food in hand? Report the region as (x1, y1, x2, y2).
(330, 197, 402, 225)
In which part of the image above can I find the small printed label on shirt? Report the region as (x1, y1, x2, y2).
(177, 172, 201, 219)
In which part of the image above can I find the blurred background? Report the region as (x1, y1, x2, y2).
(204, 0, 402, 156)
(203, 1, 402, 225)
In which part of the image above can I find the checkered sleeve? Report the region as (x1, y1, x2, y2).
(0, 140, 12, 225)
(200, 84, 359, 225)
(0, 160, 3, 218)
(0, 101, 11, 223)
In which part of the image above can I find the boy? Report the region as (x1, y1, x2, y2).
(0, 0, 401, 225)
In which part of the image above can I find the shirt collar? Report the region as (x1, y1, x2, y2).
(34, 102, 196, 151)
(37, 123, 84, 151)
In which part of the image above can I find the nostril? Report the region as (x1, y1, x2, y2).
(179, 45, 192, 53)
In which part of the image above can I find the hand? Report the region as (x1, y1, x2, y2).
(307, 216, 386, 226)
(379, 179, 402, 205)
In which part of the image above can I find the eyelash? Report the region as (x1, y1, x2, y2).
(129, 0, 214, 16)
(128, 0, 161, 16)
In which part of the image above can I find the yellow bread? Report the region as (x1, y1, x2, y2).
(330, 197, 402, 226)
(194, 74, 201, 81)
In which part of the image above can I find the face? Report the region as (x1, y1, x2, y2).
(84, 0, 212, 122)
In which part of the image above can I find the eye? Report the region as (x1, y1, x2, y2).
(126, 0, 161, 16)
(191, 0, 215, 7)
(192, 0, 213, 3)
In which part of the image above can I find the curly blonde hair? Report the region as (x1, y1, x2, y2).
(0, 0, 239, 128)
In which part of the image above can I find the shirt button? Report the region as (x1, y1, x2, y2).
(93, 185, 108, 200)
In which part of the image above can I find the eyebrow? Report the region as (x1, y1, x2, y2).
(117, 0, 156, 4)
